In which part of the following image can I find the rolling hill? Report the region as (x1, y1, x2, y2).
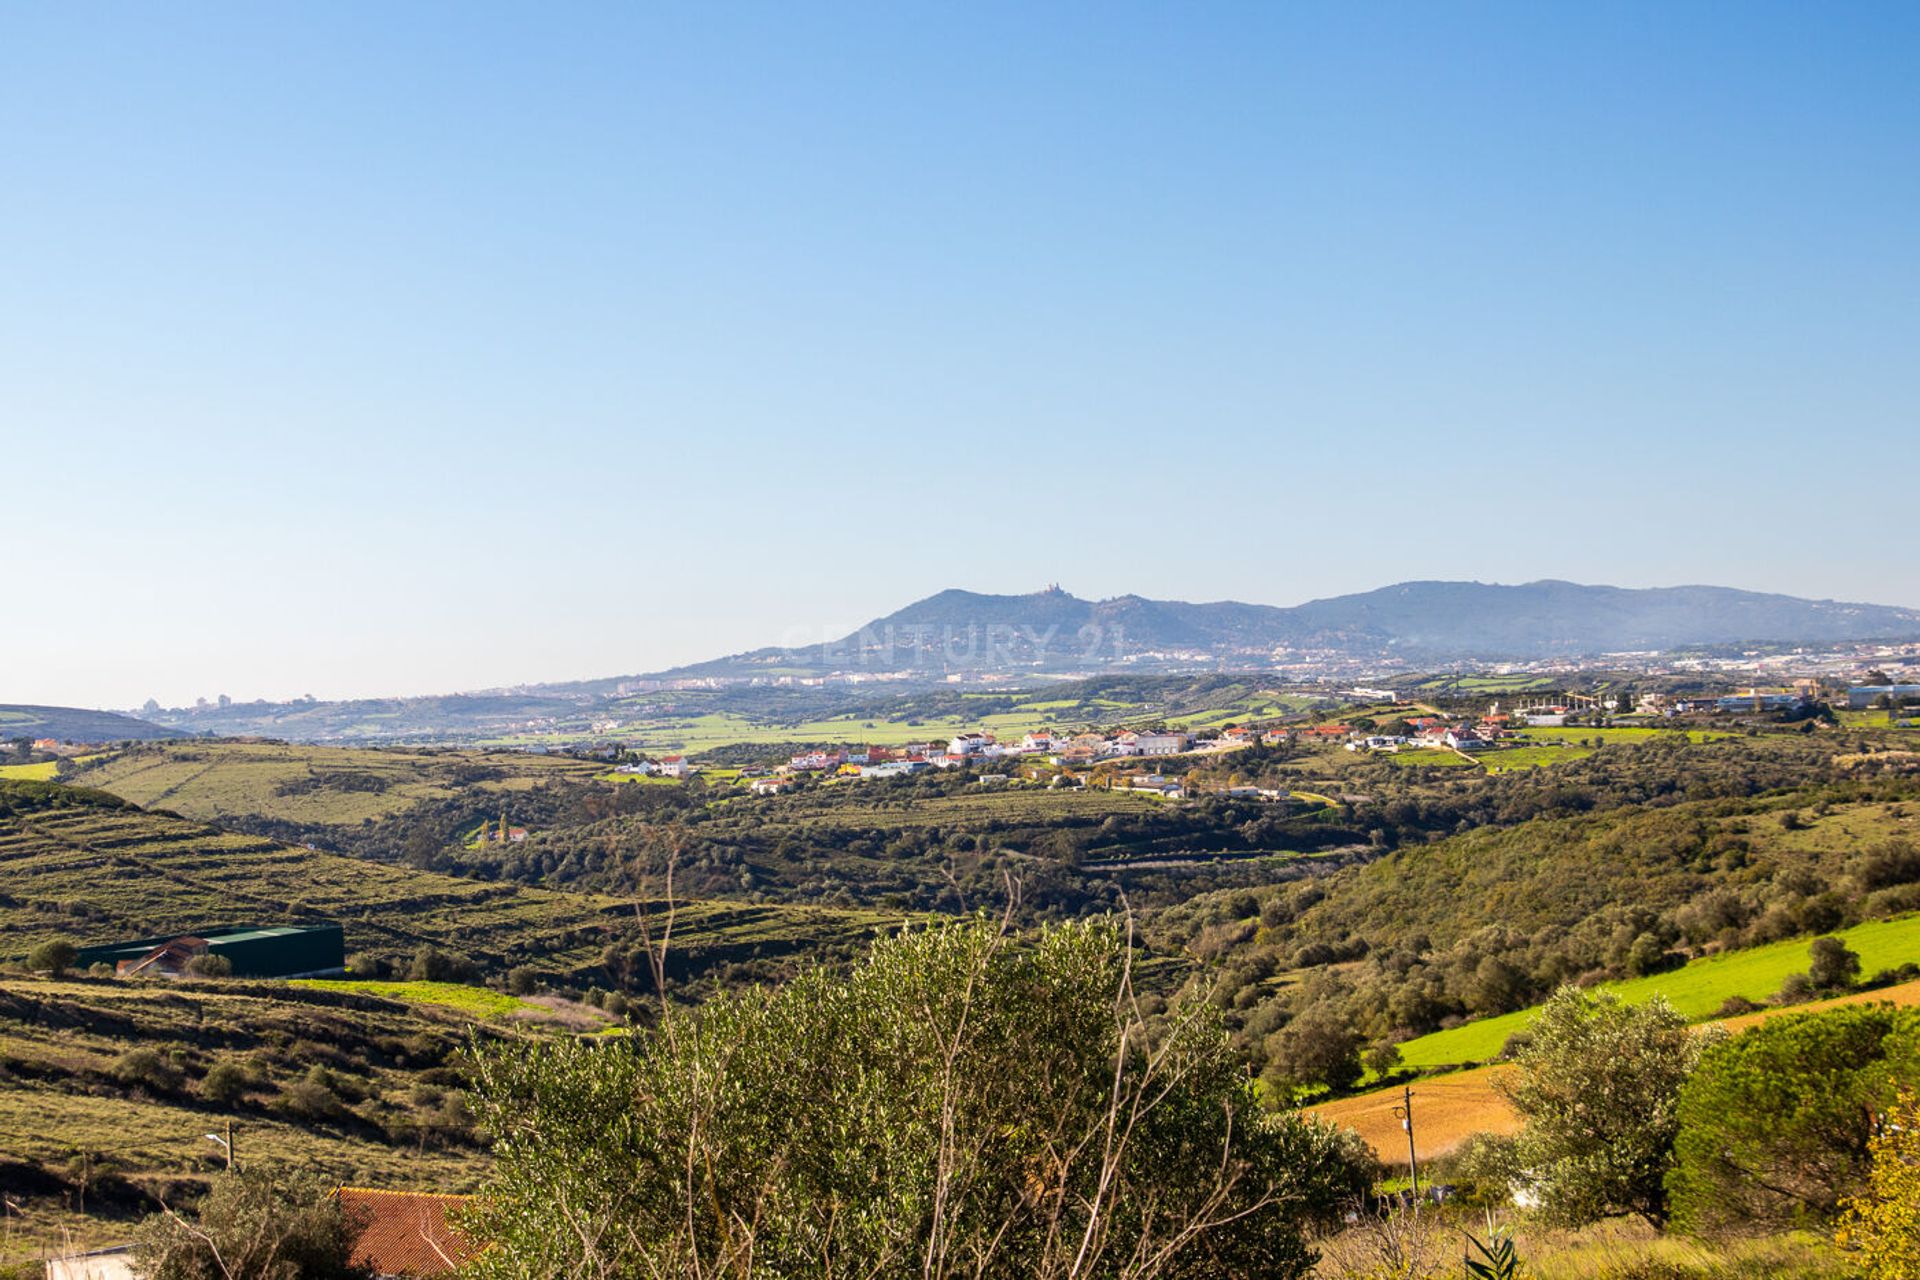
(0, 703, 186, 742)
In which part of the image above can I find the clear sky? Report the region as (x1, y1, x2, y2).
(5, 2, 1916, 708)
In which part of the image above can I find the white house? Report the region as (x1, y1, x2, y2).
(1134, 732, 1190, 756)
(652, 755, 695, 778)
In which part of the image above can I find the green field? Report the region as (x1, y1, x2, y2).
(1516, 726, 1730, 745)
(1479, 744, 1592, 772)
(1395, 913, 1920, 1069)
(1382, 750, 1478, 768)
(0, 760, 58, 781)
(294, 978, 533, 1018)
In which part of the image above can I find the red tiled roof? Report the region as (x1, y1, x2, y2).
(337, 1189, 481, 1277)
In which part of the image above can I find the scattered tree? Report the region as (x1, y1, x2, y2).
(1499, 987, 1710, 1228)
(1263, 1003, 1364, 1095)
(26, 939, 78, 976)
(1809, 936, 1863, 992)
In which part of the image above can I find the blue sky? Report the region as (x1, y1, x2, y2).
(4, 2, 1916, 706)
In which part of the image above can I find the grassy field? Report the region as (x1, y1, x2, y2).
(1382, 750, 1478, 768)
(293, 978, 534, 1018)
(73, 741, 608, 829)
(1479, 744, 1592, 772)
(0, 783, 899, 984)
(0, 760, 58, 781)
(1516, 726, 1731, 745)
(1396, 914, 1920, 1070)
(1315, 976, 1920, 1166)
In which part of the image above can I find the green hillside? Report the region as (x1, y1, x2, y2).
(1396, 913, 1920, 1069)
(72, 740, 607, 829)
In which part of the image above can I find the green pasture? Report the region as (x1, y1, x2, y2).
(294, 978, 531, 1019)
(1382, 751, 1477, 768)
(0, 761, 58, 781)
(1394, 913, 1920, 1070)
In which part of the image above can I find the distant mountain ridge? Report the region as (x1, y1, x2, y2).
(661, 579, 1920, 676)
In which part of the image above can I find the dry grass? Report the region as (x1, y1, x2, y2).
(1312, 1215, 1847, 1279)
(1308, 1066, 1519, 1166)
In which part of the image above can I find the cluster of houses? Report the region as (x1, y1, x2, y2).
(777, 727, 1240, 779)
(1346, 714, 1504, 755)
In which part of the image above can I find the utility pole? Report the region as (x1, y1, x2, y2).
(1395, 1086, 1420, 1199)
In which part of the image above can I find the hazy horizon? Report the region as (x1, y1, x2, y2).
(8, 3, 1917, 707)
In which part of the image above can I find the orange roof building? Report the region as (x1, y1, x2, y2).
(337, 1188, 482, 1278)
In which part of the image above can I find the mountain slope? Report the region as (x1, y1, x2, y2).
(663, 579, 1920, 676)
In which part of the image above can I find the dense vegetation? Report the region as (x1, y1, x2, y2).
(464, 917, 1373, 1279)
(1151, 737, 1920, 1088)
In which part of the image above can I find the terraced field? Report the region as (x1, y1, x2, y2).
(0, 973, 504, 1263)
(0, 785, 897, 984)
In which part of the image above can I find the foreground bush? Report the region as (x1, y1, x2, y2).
(466, 917, 1371, 1279)
(1669, 1005, 1919, 1233)
(133, 1164, 370, 1280)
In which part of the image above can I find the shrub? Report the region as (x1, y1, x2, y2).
(344, 952, 386, 979)
(506, 967, 540, 996)
(1776, 972, 1817, 1005)
(133, 1163, 371, 1280)
(184, 953, 233, 979)
(111, 1047, 181, 1092)
(25, 939, 78, 976)
(407, 946, 474, 984)
(200, 1061, 251, 1106)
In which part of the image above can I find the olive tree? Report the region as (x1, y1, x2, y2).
(464, 917, 1372, 1280)
(1498, 988, 1712, 1228)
